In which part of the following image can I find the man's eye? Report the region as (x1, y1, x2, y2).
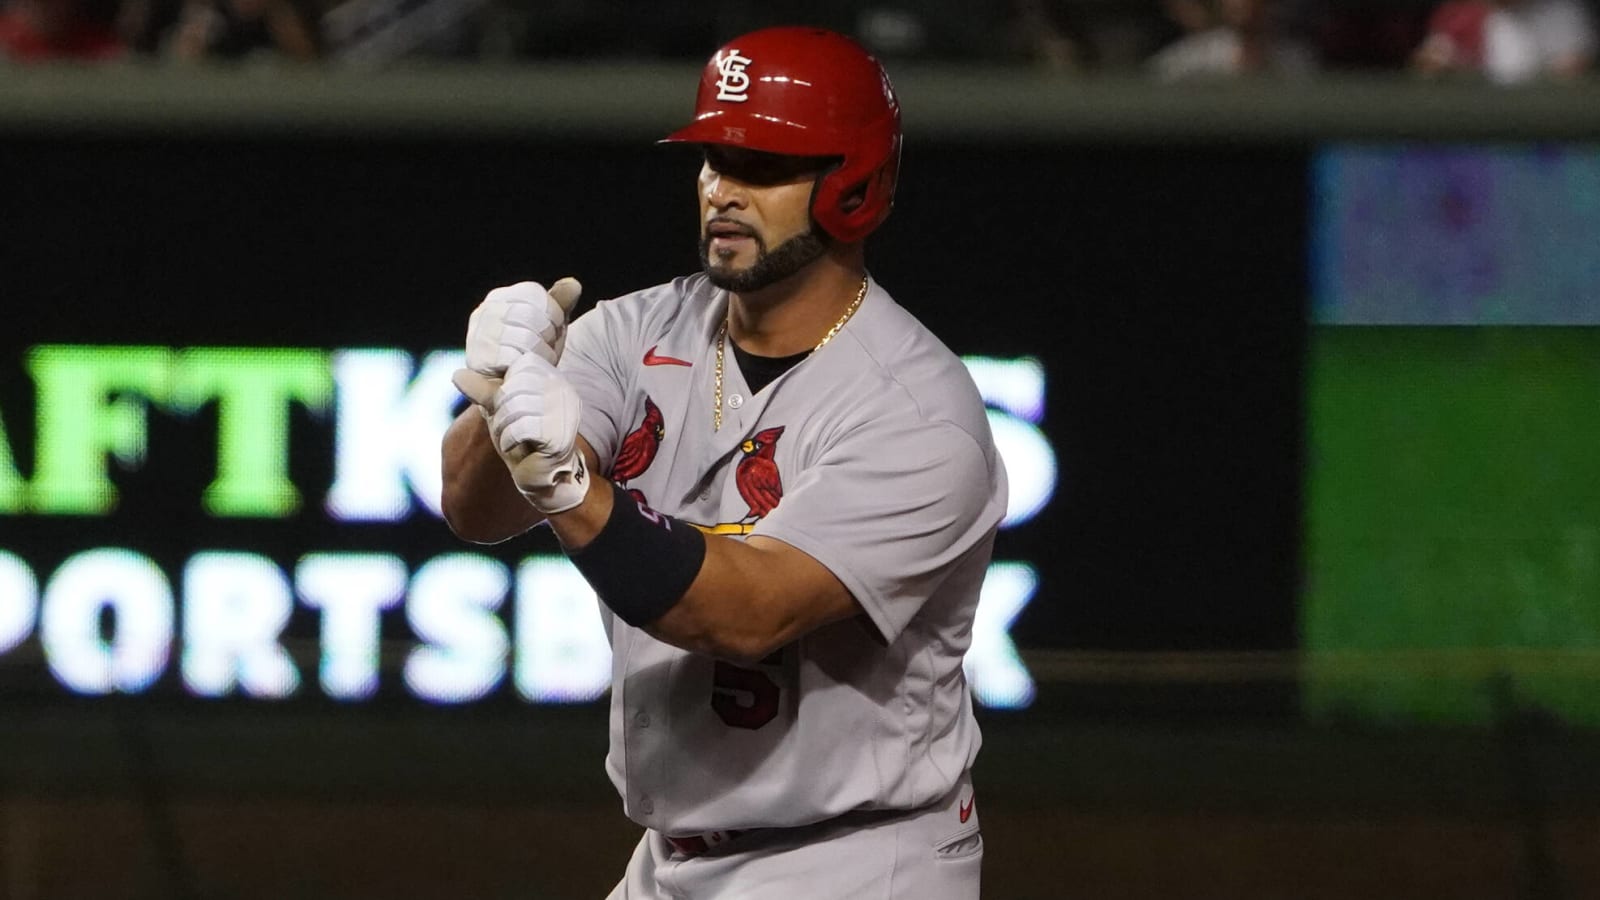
(741, 163, 792, 184)
(715, 161, 779, 183)
(706, 151, 821, 184)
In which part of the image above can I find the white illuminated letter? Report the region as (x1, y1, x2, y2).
(964, 356, 1046, 423)
(40, 548, 173, 694)
(0, 551, 39, 655)
(965, 562, 1037, 709)
(182, 552, 300, 699)
(515, 557, 612, 702)
(965, 356, 1057, 528)
(296, 554, 406, 700)
(404, 554, 510, 703)
(326, 349, 463, 522)
(987, 410, 1058, 527)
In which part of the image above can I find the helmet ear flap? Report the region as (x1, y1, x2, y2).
(810, 133, 900, 243)
(805, 161, 867, 239)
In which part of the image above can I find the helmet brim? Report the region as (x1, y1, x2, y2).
(659, 111, 842, 158)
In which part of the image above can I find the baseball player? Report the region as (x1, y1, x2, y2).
(442, 26, 1006, 899)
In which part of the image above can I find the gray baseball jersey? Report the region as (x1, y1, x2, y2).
(559, 272, 1007, 836)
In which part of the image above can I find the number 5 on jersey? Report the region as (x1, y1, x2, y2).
(711, 660, 780, 729)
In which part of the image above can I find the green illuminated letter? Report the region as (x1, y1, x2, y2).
(0, 409, 25, 513)
(28, 346, 173, 514)
(171, 349, 332, 518)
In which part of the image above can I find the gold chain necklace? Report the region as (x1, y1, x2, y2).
(714, 275, 868, 432)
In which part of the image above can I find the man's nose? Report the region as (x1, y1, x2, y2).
(704, 172, 749, 211)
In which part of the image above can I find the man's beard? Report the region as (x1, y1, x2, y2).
(700, 228, 830, 292)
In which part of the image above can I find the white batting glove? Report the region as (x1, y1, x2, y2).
(464, 277, 583, 374)
(452, 354, 589, 515)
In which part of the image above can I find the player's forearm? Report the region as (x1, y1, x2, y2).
(440, 408, 543, 543)
(607, 531, 851, 664)
(540, 446, 860, 663)
(642, 537, 828, 664)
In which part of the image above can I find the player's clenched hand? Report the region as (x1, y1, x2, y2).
(452, 354, 588, 515)
(464, 277, 583, 375)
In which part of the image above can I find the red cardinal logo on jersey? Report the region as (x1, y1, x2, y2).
(734, 426, 785, 521)
(612, 397, 665, 482)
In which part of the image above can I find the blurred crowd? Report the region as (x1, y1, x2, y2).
(0, 0, 1594, 83)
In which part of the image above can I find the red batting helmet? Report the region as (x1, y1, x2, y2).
(661, 26, 902, 243)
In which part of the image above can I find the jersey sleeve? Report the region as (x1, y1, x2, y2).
(752, 416, 1006, 645)
(559, 301, 635, 470)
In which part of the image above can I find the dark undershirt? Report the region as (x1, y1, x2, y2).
(730, 340, 809, 394)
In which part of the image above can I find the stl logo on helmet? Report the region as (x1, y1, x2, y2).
(714, 49, 754, 102)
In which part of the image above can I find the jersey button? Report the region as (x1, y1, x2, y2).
(639, 795, 654, 815)
(728, 393, 744, 409)
(634, 711, 651, 728)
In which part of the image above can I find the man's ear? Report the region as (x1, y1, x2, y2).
(841, 184, 867, 213)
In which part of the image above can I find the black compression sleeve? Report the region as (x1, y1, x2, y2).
(564, 481, 707, 628)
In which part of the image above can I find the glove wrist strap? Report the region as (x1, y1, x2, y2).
(513, 448, 589, 515)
